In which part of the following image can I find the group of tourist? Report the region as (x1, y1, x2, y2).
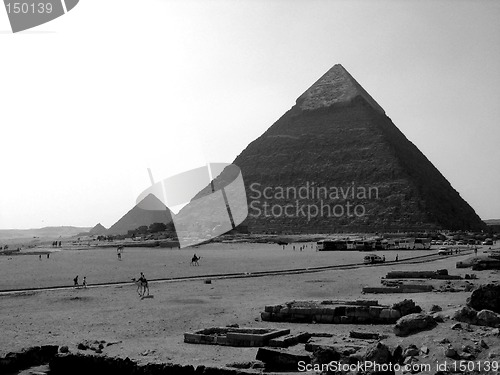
(73, 275, 87, 288)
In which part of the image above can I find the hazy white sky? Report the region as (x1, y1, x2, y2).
(1, 0, 499, 229)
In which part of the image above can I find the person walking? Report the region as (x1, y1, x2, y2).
(73, 275, 79, 287)
(82, 277, 87, 288)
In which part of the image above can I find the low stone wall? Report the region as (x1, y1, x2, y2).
(184, 327, 290, 347)
(268, 332, 311, 348)
(261, 300, 402, 324)
(385, 270, 461, 280)
(362, 285, 434, 294)
(0, 345, 58, 374)
(50, 353, 254, 375)
(1, 348, 258, 375)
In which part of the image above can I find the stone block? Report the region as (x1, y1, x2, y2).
(380, 309, 401, 320)
(346, 306, 357, 317)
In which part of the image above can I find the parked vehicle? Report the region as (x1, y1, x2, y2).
(317, 240, 347, 251)
(364, 254, 385, 264)
(356, 241, 375, 251)
(438, 247, 453, 255)
(414, 238, 432, 249)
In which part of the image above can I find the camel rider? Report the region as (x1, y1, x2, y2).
(139, 272, 146, 283)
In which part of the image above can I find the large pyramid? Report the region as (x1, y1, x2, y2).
(107, 194, 174, 235)
(212, 64, 484, 233)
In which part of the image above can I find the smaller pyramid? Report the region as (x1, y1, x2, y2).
(107, 194, 174, 235)
(89, 223, 107, 235)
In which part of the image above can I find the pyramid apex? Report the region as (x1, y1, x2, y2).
(296, 64, 385, 114)
(137, 193, 170, 211)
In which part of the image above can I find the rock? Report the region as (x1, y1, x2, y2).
(226, 361, 254, 369)
(349, 331, 380, 340)
(77, 343, 88, 350)
(464, 283, 475, 292)
(403, 356, 417, 365)
(312, 346, 340, 366)
(364, 342, 392, 366)
(461, 344, 479, 355)
(480, 339, 489, 349)
(439, 338, 451, 344)
(430, 305, 442, 312)
(459, 352, 475, 360)
(452, 306, 477, 324)
(394, 313, 437, 336)
(420, 346, 429, 355)
(467, 284, 500, 313)
(251, 361, 265, 369)
(59, 346, 69, 353)
(444, 346, 457, 358)
(391, 345, 404, 365)
(489, 351, 498, 359)
(403, 345, 420, 358)
(392, 299, 422, 316)
(451, 323, 462, 330)
(256, 348, 311, 371)
(465, 323, 475, 332)
(476, 309, 500, 328)
(491, 328, 500, 336)
(432, 313, 445, 322)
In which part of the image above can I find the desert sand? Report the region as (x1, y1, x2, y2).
(1, 243, 499, 373)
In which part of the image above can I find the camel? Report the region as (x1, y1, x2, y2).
(131, 278, 149, 296)
(191, 254, 200, 266)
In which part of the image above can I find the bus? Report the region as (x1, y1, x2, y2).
(414, 238, 431, 249)
(317, 240, 348, 251)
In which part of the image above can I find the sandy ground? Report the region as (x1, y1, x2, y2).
(1, 245, 499, 372)
(0, 243, 433, 290)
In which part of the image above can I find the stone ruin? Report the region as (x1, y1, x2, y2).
(184, 327, 290, 347)
(260, 299, 421, 324)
